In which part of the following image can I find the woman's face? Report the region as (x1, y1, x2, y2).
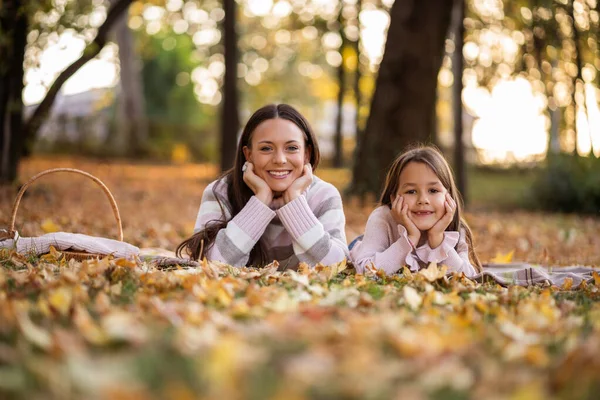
(243, 118, 310, 195)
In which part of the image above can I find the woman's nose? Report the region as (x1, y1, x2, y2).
(273, 150, 286, 164)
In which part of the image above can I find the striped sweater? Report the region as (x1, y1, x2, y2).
(350, 205, 477, 277)
(193, 176, 349, 268)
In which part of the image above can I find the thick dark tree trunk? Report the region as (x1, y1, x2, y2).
(451, 0, 466, 204)
(0, 0, 27, 184)
(349, 0, 454, 197)
(220, 0, 239, 172)
(333, 7, 347, 168)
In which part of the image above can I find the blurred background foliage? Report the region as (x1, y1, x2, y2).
(1, 0, 599, 213)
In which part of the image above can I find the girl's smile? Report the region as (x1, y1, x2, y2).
(397, 161, 447, 232)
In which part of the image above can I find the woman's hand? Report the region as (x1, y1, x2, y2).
(242, 162, 273, 205)
(391, 195, 420, 248)
(428, 193, 456, 249)
(283, 164, 313, 204)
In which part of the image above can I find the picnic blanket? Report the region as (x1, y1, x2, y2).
(473, 263, 597, 287)
(0, 232, 140, 259)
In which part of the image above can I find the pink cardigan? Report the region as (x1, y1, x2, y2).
(350, 205, 477, 277)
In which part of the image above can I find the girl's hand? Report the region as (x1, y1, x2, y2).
(428, 193, 456, 248)
(243, 162, 273, 205)
(283, 164, 313, 204)
(391, 195, 420, 248)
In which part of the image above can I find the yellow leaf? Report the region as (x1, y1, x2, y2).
(418, 262, 447, 282)
(562, 277, 573, 290)
(592, 271, 600, 286)
(41, 218, 60, 233)
(48, 287, 73, 316)
(115, 258, 137, 268)
(491, 250, 515, 263)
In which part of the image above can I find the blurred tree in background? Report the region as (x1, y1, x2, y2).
(0, 0, 132, 183)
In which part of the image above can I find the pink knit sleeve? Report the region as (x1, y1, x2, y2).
(350, 207, 421, 275)
(194, 180, 275, 266)
(276, 183, 349, 266)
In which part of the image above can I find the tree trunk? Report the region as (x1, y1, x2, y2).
(451, 0, 466, 204)
(567, 0, 588, 156)
(333, 6, 347, 168)
(112, 0, 148, 156)
(354, 0, 363, 139)
(349, 0, 454, 197)
(220, 0, 239, 172)
(0, 0, 27, 184)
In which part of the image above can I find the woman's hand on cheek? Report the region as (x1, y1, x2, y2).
(428, 193, 456, 248)
(283, 164, 313, 204)
(242, 162, 273, 205)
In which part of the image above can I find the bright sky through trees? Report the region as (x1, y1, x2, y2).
(21, 0, 600, 162)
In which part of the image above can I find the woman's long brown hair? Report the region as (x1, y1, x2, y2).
(176, 104, 321, 266)
(379, 145, 482, 272)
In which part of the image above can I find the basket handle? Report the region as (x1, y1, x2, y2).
(7, 168, 123, 241)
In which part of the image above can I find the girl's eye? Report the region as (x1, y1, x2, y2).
(287, 146, 299, 151)
(405, 190, 416, 194)
(260, 147, 272, 152)
(429, 189, 439, 194)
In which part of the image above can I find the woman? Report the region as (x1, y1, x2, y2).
(176, 104, 349, 269)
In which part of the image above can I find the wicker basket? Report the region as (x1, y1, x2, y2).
(2, 168, 123, 261)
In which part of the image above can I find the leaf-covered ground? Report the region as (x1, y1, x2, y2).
(1, 157, 600, 399)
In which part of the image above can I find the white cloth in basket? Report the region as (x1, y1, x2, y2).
(0, 232, 140, 258)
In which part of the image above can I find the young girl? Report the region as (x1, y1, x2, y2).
(177, 104, 349, 269)
(350, 145, 481, 277)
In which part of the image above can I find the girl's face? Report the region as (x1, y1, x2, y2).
(243, 118, 310, 195)
(395, 161, 448, 232)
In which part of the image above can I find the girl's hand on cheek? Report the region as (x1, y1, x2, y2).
(283, 164, 313, 204)
(428, 193, 456, 248)
(243, 162, 273, 205)
(391, 195, 420, 248)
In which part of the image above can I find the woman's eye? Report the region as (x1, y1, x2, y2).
(287, 146, 299, 151)
(260, 147, 272, 152)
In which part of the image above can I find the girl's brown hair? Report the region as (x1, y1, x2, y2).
(379, 144, 482, 272)
(176, 104, 321, 265)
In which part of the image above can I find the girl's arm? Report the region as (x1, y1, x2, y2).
(350, 208, 420, 275)
(276, 185, 349, 266)
(414, 230, 477, 277)
(194, 182, 276, 267)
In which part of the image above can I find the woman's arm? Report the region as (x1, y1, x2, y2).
(194, 182, 275, 267)
(276, 184, 349, 266)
